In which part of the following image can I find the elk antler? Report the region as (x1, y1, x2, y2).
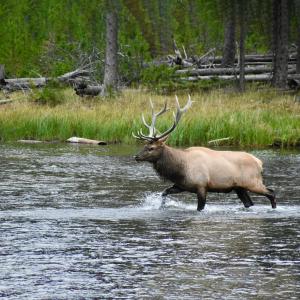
(133, 95, 192, 142)
(141, 99, 169, 137)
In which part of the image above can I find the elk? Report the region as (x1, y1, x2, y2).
(133, 96, 276, 211)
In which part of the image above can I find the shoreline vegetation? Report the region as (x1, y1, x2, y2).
(0, 87, 299, 148)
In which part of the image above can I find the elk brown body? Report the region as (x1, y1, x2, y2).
(133, 96, 276, 211)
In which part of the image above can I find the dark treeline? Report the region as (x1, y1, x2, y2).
(0, 0, 299, 88)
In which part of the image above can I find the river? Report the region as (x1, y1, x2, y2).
(0, 143, 299, 299)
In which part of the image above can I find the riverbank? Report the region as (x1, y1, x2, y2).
(0, 88, 299, 147)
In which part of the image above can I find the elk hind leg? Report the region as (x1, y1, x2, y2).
(250, 185, 276, 209)
(197, 188, 207, 211)
(235, 188, 254, 208)
(265, 188, 276, 209)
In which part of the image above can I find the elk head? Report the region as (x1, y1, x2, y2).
(133, 95, 192, 163)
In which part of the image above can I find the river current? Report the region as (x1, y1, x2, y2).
(0, 143, 299, 299)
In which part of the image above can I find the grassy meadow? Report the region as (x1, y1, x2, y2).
(0, 87, 299, 148)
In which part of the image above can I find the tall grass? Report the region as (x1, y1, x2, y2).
(0, 88, 299, 147)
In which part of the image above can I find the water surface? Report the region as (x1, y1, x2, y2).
(0, 143, 299, 299)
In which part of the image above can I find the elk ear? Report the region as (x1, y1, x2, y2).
(158, 135, 169, 143)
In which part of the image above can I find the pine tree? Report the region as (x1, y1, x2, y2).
(222, 0, 236, 67)
(295, 0, 300, 73)
(238, 0, 246, 92)
(272, 0, 289, 88)
(102, 1, 119, 95)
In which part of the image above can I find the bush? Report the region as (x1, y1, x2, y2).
(140, 65, 230, 94)
(31, 83, 66, 107)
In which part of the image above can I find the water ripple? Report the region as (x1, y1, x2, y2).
(0, 143, 299, 299)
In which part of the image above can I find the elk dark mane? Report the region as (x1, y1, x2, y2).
(153, 146, 185, 183)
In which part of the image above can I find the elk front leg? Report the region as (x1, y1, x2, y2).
(162, 185, 184, 197)
(197, 187, 207, 211)
(161, 185, 184, 207)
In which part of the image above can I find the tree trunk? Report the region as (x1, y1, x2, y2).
(0, 65, 5, 86)
(297, 29, 300, 74)
(222, 0, 236, 67)
(295, 0, 300, 73)
(102, 5, 118, 96)
(238, 0, 246, 92)
(158, 0, 172, 54)
(272, 0, 289, 88)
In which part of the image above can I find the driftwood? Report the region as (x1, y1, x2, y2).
(67, 137, 107, 145)
(208, 137, 233, 146)
(18, 139, 43, 144)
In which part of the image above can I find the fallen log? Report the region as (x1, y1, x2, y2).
(288, 78, 300, 89)
(74, 83, 102, 96)
(4, 77, 47, 90)
(18, 139, 43, 144)
(176, 65, 296, 76)
(57, 67, 91, 83)
(182, 74, 272, 81)
(208, 54, 296, 64)
(0, 99, 14, 105)
(67, 137, 107, 145)
(208, 137, 233, 146)
(181, 73, 300, 82)
(0, 66, 94, 92)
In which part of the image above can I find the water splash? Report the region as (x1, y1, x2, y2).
(137, 192, 300, 219)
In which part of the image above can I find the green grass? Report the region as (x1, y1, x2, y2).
(0, 87, 299, 147)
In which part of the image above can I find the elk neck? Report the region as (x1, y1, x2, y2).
(153, 145, 186, 183)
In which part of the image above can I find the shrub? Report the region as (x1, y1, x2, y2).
(31, 82, 66, 107)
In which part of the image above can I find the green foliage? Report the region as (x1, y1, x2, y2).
(30, 83, 66, 107)
(141, 65, 175, 85)
(0, 0, 298, 85)
(140, 65, 230, 94)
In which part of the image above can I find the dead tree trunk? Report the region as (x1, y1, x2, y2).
(102, 3, 118, 96)
(295, 0, 300, 73)
(238, 0, 246, 92)
(75, 83, 102, 96)
(0, 65, 5, 85)
(297, 30, 300, 74)
(272, 0, 289, 88)
(222, 0, 236, 67)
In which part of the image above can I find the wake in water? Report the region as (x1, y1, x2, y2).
(0, 193, 299, 221)
(137, 192, 300, 219)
